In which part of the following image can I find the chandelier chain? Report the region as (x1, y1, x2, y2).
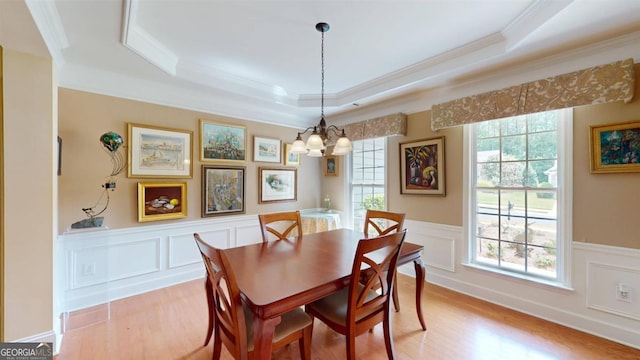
(321, 29, 325, 119)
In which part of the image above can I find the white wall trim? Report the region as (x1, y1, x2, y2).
(55, 217, 640, 350)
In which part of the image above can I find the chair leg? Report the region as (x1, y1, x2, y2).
(383, 312, 396, 360)
(346, 331, 357, 360)
(204, 275, 214, 346)
(392, 273, 400, 312)
(212, 329, 222, 360)
(299, 322, 313, 360)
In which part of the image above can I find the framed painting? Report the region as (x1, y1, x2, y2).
(127, 123, 193, 178)
(324, 155, 338, 176)
(590, 121, 640, 173)
(137, 182, 187, 222)
(400, 137, 446, 196)
(284, 143, 301, 166)
(200, 119, 247, 164)
(253, 136, 281, 163)
(258, 167, 297, 203)
(201, 165, 245, 217)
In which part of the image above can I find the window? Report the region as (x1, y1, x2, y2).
(350, 137, 386, 232)
(466, 109, 572, 285)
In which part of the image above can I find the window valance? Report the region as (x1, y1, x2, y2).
(342, 112, 407, 142)
(431, 58, 635, 131)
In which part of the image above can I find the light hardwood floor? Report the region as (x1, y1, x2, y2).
(56, 275, 640, 359)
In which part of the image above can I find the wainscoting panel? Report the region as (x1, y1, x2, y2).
(57, 217, 640, 349)
(586, 261, 640, 321)
(57, 215, 261, 314)
(402, 220, 457, 274)
(169, 233, 206, 269)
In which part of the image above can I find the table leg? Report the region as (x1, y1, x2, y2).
(253, 316, 281, 359)
(414, 258, 427, 331)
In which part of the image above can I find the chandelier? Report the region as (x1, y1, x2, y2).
(290, 22, 352, 157)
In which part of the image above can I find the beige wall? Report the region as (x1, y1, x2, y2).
(572, 64, 640, 248)
(58, 89, 322, 233)
(3, 49, 55, 340)
(387, 111, 463, 226)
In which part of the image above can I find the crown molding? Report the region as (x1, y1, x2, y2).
(25, 0, 68, 66)
(121, 0, 178, 76)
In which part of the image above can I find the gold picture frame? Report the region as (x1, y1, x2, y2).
(137, 182, 187, 222)
(199, 119, 247, 164)
(128, 123, 193, 178)
(284, 143, 301, 166)
(590, 121, 640, 173)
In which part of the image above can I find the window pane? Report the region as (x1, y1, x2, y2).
(477, 138, 500, 154)
(528, 112, 558, 132)
(476, 119, 501, 138)
(502, 134, 526, 160)
(529, 131, 557, 160)
(500, 161, 525, 186)
(502, 115, 527, 136)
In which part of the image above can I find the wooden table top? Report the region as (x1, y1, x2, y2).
(222, 228, 423, 318)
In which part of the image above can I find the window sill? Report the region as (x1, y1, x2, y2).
(462, 262, 575, 293)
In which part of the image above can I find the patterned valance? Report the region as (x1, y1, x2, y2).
(431, 58, 635, 130)
(342, 112, 407, 142)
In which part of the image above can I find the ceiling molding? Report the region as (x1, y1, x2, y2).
(502, 0, 573, 50)
(24, 0, 68, 66)
(121, 0, 178, 76)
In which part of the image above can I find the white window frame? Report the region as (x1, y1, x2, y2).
(463, 108, 573, 288)
(346, 137, 387, 231)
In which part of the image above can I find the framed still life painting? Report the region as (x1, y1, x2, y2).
(399, 137, 446, 196)
(137, 182, 187, 222)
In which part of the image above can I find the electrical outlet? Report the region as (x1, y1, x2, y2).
(616, 283, 632, 303)
(81, 263, 96, 276)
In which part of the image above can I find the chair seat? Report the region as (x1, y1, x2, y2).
(244, 304, 313, 351)
(306, 284, 379, 327)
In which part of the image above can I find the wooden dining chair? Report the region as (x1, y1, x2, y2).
(364, 209, 406, 237)
(194, 233, 313, 360)
(362, 209, 406, 312)
(305, 230, 406, 360)
(258, 211, 303, 242)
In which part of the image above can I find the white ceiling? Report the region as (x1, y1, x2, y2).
(6, 0, 640, 129)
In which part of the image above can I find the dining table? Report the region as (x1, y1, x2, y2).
(221, 228, 426, 359)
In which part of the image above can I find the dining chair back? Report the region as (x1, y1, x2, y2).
(364, 210, 405, 237)
(194, 233, 313, 360)
(258, 211, 303, 242)
(305, 230, 406, 360)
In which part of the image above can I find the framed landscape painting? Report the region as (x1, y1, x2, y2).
(590, 121, 640, 173)
(284, 143, 301, 166)
(201, 165, 245, 217)
(137, 182, 187, 222)
(399, 137, 446, 196)
(253, 136, 281, 163)
(200, 119, 247, 164)
(128, 123, 193, 178)
(258, 167, 297, 203)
